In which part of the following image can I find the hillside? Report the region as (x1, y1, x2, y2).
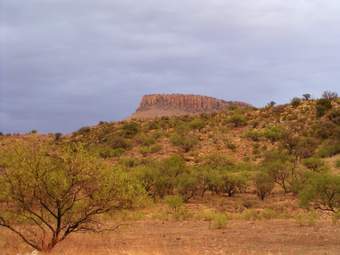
(66, 96, 339, 165)
(0, 93, 340, 255)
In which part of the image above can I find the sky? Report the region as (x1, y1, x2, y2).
(0, 0, 340, 133)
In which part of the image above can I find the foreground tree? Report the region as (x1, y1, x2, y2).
(0, 140, 144, 252)
(299, 173, 340, 213)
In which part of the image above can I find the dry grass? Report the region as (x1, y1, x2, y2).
(2, 219, 340, 255)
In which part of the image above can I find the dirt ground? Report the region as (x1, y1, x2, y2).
(2, 219, 340, 255)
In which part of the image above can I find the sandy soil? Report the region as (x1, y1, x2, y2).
(2, 220, 340, 255)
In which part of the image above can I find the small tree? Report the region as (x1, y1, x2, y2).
(220, 173, 247, 197)
(0, 140, 144, 252)
(255, 172, 274, 200)
(322, 91, 338, 100)
(54, 132, 63, 141)
(266, 101, 276, 108)
(299, 173, 340, 213)
(302, 93, 311, 101)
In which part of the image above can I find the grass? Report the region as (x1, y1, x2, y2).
(294, 211, 319, 227)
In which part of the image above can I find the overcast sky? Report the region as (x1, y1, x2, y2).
(1, 0, 339, 133)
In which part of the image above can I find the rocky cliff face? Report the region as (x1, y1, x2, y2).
(130, 94, 250, 119)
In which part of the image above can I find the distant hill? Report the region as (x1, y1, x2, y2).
(129, 94, 252, 119)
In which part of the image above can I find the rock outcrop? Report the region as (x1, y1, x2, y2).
(130, 94, 250, 119)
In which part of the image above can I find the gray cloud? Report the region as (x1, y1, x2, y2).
(1, 0, 340, 133)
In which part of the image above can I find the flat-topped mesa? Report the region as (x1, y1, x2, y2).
(137, 94, 230, 113)
(130, 94, 250, 119)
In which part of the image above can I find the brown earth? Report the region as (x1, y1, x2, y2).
(2, 220, 339, 255)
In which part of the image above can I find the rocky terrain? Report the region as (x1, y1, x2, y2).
(130, 94, 250, 119)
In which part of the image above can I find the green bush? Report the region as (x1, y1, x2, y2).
(262, 125, 284, 144)
(227, 114, 247, 127)
(303, 157, 326, 172)
(77, 126, 90, 134)
(316, 98, 332, 117)
(255, 172, 274, 200)
(122, 122, 140, 138)
(170, 133, 198, 152)
(176, 172, 199, 202)
(189, 118, 206, 130)
(111, 136, 131, 150)
(295, 211, 318, 227)
(220, 173, 247, 197)
(317, 142, 340, 157)
(335, 160, 340, 169)
(136, 133, 156, 146)
(329, 109, 340, 125)
(210, 212, 228, 229)
(165, 195, 184, 214)
(291, 97, 301, 108)
(299, 173, 340, 213)
(245, 129, 263, 141)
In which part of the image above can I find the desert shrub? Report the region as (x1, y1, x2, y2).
(225, 139, 237, 151)
(328, 108, 340, 125)
(189, 118, 206, 130)
(299, 173, 340, 213)
(111, 136, 131, 150)
(77, 126, 91, 134)
(164, 195, 190, 221)
(201, 153, 234, 170)
(303, 157, 326, 172)
(98, 146, 119, 158)
(294, 137, 319, 158)
(170, 133, 198, 152)
(0, 140, 145, 252)
(226, 114, 247, 127)
(165, 195, 183, 212)
(316, 98, 332, 117)
(314, 121, 337, 139)
(336, 160, 340, 169)
(142, 155, 187, 198)
(139, 146, 152, 156)
(54, 132, 63, 141)
(122, 122, 140, 138)
(146, 121, 160, 130)
(255, 172, 274, 200)
(220, 173, 247, 197)
(134, 166, 159, 197)
(295, 211, 318, 227)
(245, 129, 263, 141)
(136, 133, 156, 146)
(240, 209, 261, 221)
(332, 211, 340, 225)
(176, 172, 199, 201)
(317, 142, 340, 157)
(210, 212, 228, 229)
(291, 97, 301, 107)
(262, 125, 284, 144)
